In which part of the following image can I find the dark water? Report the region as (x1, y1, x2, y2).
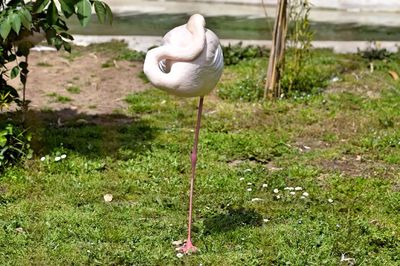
(69, 13, 400, 41)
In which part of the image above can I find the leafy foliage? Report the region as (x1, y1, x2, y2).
(222, 42, 268, 66)
(358, 41, 392, 61)
(280, 0, 319, 95)
(0, 122, 32, 170)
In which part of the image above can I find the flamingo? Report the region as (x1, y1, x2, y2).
(143, 14, 224, 253)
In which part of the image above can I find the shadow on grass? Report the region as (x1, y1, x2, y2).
(203, 207, 263, 234)
(22, 108, 158, 159)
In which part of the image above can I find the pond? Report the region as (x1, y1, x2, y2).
(69, 12, 400, 41)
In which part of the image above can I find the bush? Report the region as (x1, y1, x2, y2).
(279, 50, 328, 95)
(0, 123, 32, 170)
(222, 43, 268, 66)
(358, 42, 392, 61)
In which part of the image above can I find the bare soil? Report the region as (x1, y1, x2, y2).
(9, 48, 149, 116)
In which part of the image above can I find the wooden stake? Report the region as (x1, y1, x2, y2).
(265, 0, 288, 99)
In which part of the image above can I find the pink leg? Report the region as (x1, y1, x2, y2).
(179, 97, 204, 254)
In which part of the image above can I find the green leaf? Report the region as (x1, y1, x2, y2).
(6, 0, 24, 6)
(76, 0, 92, 27)
(54, 35, 63, 50)
(20, 8, 32, 29)
(63, 41, 71, 52)
(60, 32, 74, 40)
(104, 3, 113, 24)
(94, 1, 106, 24)
(33, 0, 50, 13)
(10, 66, 19, 79)
(47, 1, 59, 25)
(45, 28, 56, 44)
(0, 133, 7, 147)
(59, 0, 75, 18)
(55, 19, 68, 31)
(19, 62, 28, 69)
(0, 17, 12, 40)
(10, 13, 21, 34)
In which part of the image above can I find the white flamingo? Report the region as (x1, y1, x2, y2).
(143, 14, 224, 253)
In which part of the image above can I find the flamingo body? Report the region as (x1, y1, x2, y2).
(143, 14, 224, 97)
(143, 14, 223, 254)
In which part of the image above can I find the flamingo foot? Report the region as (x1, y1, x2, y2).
(178, 240, 198, 254)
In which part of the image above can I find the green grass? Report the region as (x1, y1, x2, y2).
(66, 86, 81, 94)
(46, 93, 73, 103)
(36, 62, 52, 67)
(1, 46, 400, 265)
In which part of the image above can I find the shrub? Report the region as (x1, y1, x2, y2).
(222, 43, 268, 66)
(0, 123, 32, 170)
(358, 42, 392, 61)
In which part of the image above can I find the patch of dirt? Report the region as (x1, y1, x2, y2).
(316, 155, 399, 178)
(293, 138, 330, 152)
(8, 48, 149, 115)
(0, 185, 7, 194)
(324, 69, 397, 99)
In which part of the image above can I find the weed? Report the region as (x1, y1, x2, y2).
(116, 50, 146, 62)
(222, 43, 268, 66)
(66, 86, 81, 94)
(47, 93, 72, 103)
(101, 60, 114, 68)
(37, 62, 53, 67)
(0, 123, 32, 171)
(358, 41, 392, 61)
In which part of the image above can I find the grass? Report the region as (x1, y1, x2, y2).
(66, 86, 81, 94)
(46, 93, 73, 103)
(1, 45, 400, 265)
(36, 62, 53, 67)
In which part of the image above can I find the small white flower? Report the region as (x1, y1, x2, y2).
(300, 196, 305, 199)
(247, 188, 252, 192)
(262, 183, 268, 188)
(328, 198, 334, 203)
(54, 156, 61, 162)
(273, 188, 279, 193)
(40, 156, 46, 161)
(244, 168, 252, 173)
(284, 187, 294, 190)
(263, 218, 270, 223)
(251, 198, 263, 202)
(295, 187, 303, 191)
(103, 194, 113, 202)
(176, 253, 184, 258)
(239, 177, 245, 181)
(331, 76, 340, 82)
(289, 191, 296, 195)
(276, 195, 281, 199)
(60, 154, 67, 159)
(247, 182, 252, 186)
(302, 192, 309, 197)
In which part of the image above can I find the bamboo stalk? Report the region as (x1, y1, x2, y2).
(264, 0, 288, 99)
